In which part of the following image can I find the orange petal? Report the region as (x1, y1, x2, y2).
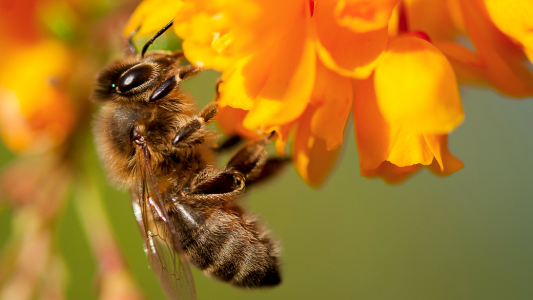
(424, 134, 464, 174)
(433, 41, 488, 85)
(174, 0, 303, 70)
(387, 3, 400, 37)
(273, 122, 294, 155)
(216, 105, 258, 140)
(445, 0, 467, 33)
(243, 8, 315, 131)
(334, 0, 399, 32)
(361, 161, 420, 184)
(309, 60, 352, 151)
(0, 39, 75, 154)
(403, 0, 458, 41)
(484, 0, 533, 63)
(293, 107, 340, 187)
(124, 0, 183, 37)
(460, 0, 533, 97)
(0, 0, 40, 44)
(315, 0, 388, 78)
(353, 76, 392, 170)
(374, 36, 464, 134)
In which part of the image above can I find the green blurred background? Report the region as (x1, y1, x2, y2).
(1, 68, 533, 299)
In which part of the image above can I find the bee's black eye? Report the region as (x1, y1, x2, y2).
(117, 65, 154, 93)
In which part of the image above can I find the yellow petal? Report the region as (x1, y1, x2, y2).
(354, 74, 435, 169)
(353, 74, 463, 181)
(334, 0, 399, 32)
(309, 60, 352, 151)
(124, 0, 183, 36)
(387, 128, 434, 167)
(243, 9, 315, 131)
(293, 107, 340, 187)
(315, 0, 388, 78)
(374, 36, 464, 134)
(484, 0, 533, 63)
(174, 2, 238, 70)
(218, 45, 278, 110)
(460, 0, 533, 97)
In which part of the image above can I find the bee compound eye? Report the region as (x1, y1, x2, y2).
(117, 64, 154, 93)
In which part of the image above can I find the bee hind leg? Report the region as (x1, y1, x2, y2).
(213, 135, 242, 153)
(225, 133, 290, 186)
(245, 156, 290, 187)
(186, 169, 246, 197)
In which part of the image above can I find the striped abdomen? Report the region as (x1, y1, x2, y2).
(171, 201, 281, 287)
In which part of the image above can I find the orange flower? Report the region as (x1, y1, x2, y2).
(125, 0, 531, 185)
(0, 1, 76, 154)
(399, 0, 533, 97)
(484, 0, 533, 63)
(354, 74, 463, 183)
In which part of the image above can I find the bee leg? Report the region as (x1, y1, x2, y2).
(127, 24, 141, 55)
(213, 135, 242, 153)
(245, 156, 291, 187)
(170, 50, 184, 60)
(186, 169, 246, 196)
(177, 65, 202, 81)
(225, 132, 277, 181)
(214, 78, 223, 100)
(172, 102, 218, 148)
(224, 133, 289, 186)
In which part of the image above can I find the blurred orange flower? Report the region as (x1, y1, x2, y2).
(126, 0, 532, 185)
(0, 0, 76, 154)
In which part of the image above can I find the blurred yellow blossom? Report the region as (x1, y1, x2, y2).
(0, 39, 75, 154)
(0, 0, 147, 299)
(126, 0, 532, 186)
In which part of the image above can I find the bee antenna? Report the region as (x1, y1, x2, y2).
(128, 24, 142, 55)
(141, 19, 174, 58)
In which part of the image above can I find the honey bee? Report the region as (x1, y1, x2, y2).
(92, 20, 282, 300)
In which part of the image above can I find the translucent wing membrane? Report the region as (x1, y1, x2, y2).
(130, 147, 196, 300)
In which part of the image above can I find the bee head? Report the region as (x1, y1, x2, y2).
(92, 51, 184, 103)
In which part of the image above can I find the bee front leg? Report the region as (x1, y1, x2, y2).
(172, 101, 218, 148)
(173, 77, 223, 148)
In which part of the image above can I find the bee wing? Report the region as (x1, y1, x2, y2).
(131, 146, 197, 300)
